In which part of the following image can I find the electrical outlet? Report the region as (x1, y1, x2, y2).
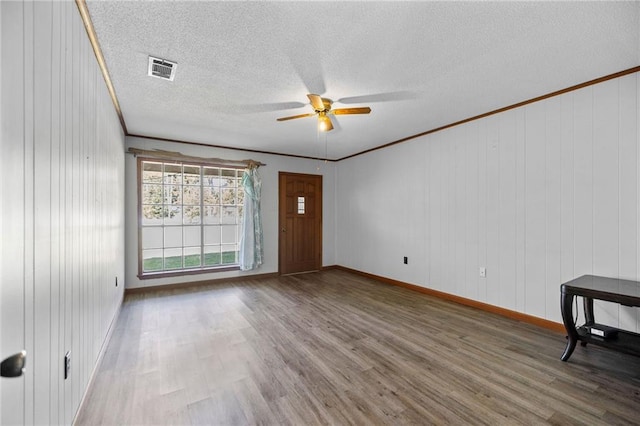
(403, 256, 408, 265)
(479, 267, 486, 278)
(64, 351, 71, 380)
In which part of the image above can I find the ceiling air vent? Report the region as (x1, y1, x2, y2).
(148, 56, 176, 81)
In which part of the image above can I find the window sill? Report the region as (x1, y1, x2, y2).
(138, 265, 241, 280)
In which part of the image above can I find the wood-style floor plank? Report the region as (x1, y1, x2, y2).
(76, 270, 640, 425)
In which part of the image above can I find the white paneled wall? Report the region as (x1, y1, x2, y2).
(337, 72, 639, 328)
(0, 1, 125, 424)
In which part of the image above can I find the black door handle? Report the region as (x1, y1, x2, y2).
(1, 350, 26, 378)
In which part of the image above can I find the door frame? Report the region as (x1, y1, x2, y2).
(278, 172, 323, 275)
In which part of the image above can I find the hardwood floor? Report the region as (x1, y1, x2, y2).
(76, 270, 640, 425)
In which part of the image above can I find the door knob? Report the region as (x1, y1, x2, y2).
(281, 228, 286, 232)
(1, 350, 26, 378)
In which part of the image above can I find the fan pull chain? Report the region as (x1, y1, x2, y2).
(324, 131, 328, 162)
(316, 128, 328, 171)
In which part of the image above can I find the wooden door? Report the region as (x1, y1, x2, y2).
(279, 172, 322, 275)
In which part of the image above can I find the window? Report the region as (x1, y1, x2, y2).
(138, 158, 244, 277)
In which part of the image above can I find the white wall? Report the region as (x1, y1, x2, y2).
(0, 1, 125, 424)
(125, 136, 336, 289)
(337, 72, 640, 328)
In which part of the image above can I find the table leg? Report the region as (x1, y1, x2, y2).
(579, 297, 595, 347)
(561, 291, 578, 361)
(583, 297, 594, 324)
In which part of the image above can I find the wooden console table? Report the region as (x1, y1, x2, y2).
(560, 275, 640, 361)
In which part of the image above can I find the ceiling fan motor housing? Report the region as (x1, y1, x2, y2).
(276, 93, 371, 132)
(317, 98, 332, 112)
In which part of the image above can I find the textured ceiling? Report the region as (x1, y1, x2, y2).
(86, 1, 640, 160)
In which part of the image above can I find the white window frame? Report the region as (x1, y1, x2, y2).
(137, 157, 244, 279)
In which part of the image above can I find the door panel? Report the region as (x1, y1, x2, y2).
(279, 173, 322, 274)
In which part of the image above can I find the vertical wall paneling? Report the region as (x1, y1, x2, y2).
(50, 1, 62, 422)
(23, 0, 36, 422)
(441, 131, 452, 291)
(73, 9, 81, 396)
(437, 131, 448, 292)
(464, 121, 479, 300)
(592, 79, 621, 326)
(335, 164, 346, 265)
(442, 130, 450, 293)
(396, 146, 409, 280)
(498, 110, 517, 310)
(573, 87, 594, 279)
(34, 2, 54, 423)
(370, 153, 383, 272)
(559, 92, 575, 285)
(345, 159, 357, 270)
(572, 87, 595, 325)
(515, 108, 527, 312)
(544, 97, 562, 323)
(451, 129, 460, 294)
(429, 132, 443, 290)
(485, 116, 501, 306)
(0, 0, 3, 415)
(524, 101, 546, 318)
(0, 2, 26, 425)
(443, 130, 451, 293)
(446, 130, 456, 294)
(64, 1, 74, 421)
(336, 70, 640, 328)
(1, 0, 3, 413)
(454, 128, 466, 297)
(78, 10, 86, 392)
(398, 140, 425, 285)
(417, 141, 427, 285)
(0, 0, 126, 423)
(71, 8, 81, 409)
(477, 120, 488, 302)
(436, 132, 448, 292)
(423, 138, 431, 287)
(435, 134, 444, 288)
(440, 132, 450, 291)
(394, 147, 405, 278)
(617, 74, 638, 332)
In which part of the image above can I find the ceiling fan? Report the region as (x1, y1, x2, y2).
(276, 94, 371, 131)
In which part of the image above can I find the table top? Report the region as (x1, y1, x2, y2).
(561, 275, 640, 306)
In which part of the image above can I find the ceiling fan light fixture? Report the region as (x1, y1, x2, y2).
(318, 114, 333, 132)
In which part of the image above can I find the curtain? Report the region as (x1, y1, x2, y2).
(239, 166, 263, 270)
